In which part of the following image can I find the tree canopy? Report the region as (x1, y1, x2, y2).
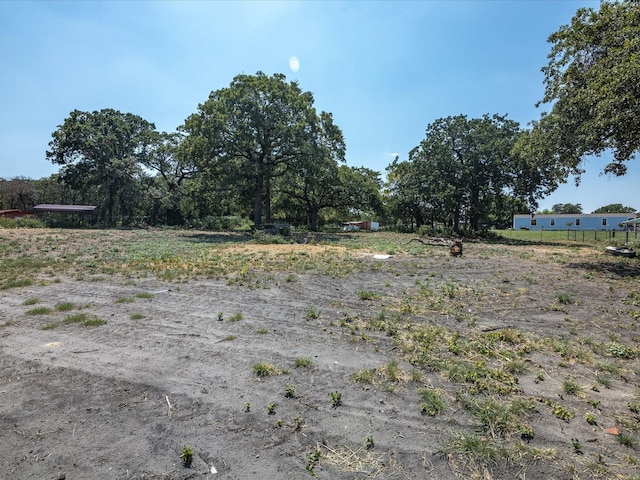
(521, 0, 640, 179)
(592, 203, 637, 214)
(181, 72, 328, 226)
(386, 114, 526, 232)
(46, 109, 157, 226)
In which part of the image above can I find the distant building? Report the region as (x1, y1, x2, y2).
(342, 221, 380, 231)
(513, 213, 636, 231)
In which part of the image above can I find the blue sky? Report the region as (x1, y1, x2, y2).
(1, 0, 636, 213)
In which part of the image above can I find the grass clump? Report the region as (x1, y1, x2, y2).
(562, 377, 583, 396)
(25, 306, 52, 315)
(356, 290, 380, 301)
(253, 362, 280, 377)
(135, 292, 154, 299)
(115, 297, 134, 304)
(130, 313, 145, 320)
(419, 388, 447, 416)
(294, 356, 313, 368)
(55, 302, 75, 311)
(22, 297, 41, 306)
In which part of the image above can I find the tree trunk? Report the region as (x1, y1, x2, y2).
(253, 174, 264, 226)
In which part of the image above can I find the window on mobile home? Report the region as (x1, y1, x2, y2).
(602, 218, 607, 226)
(575, 218, 581, 226)
(550, 218, 555, 226)
(530, 219, 537, 226)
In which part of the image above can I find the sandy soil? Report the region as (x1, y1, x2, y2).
(1, 231, 640, 479)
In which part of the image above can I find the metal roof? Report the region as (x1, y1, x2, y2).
(33, 204, 97, 214)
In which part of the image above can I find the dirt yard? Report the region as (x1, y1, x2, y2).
(1, 229, 640, 479)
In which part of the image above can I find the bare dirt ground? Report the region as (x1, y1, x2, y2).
(1, 229, 640, 479)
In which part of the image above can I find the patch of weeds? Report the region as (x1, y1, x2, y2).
(353, 368, 377, 384)
(267, 402, 277, 415)
(130, 313, 145, 320)
(585, 413, 597, 425)
(595, 373, 612, 389)
(256, 328, 269, 334)
(63, 313, 88, 324)
(244, 402, 250, 412)
(503, 359, 527, 374)
(418, 388, 447, 416)
(562, 377, 583, 396)
(538, 398, 575, 421)
(285, 274, 296, 283)
(294, 356, 313, 368)
(356, 289, 380, 300)
(571, 438, 583, 454)
(222, 335, 236, 341)
(329, 390, 342, 408)
(135, 292, 154, 299)
(460, 396, 535, 437)
(3, 278, 34, 289)
(617, 433, 636, 449)
(25, 306, 52, 315)
(253, 362, 280, 377)
(556, 293, 574, 305)
(180, 445, 193, 468)
(443, 432, 506, 461)
(607, 341, 635, 359)
(306, 447, 322, 477)
(384, 359, 401, 382)
(305, 306, 320, 320)
(441, 282, 458, 298)
(115, 296, 134, 304)
(55, 302, 75, 311)
(365, 435, 374, 450)
(40, 322, 59, 330)
(82, 317, 107, 327)
(22, 297, 40, 306)
(284, 384, 296, 398)
(228, 312, 243, 322)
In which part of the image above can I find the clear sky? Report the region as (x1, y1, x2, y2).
(1, 0, 636, 213)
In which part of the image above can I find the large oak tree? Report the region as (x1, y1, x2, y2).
(181, 72, 320, 226)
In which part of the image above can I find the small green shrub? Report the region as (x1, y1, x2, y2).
(22, 298, 40, 306)
(130, 313, 145, 320)
(329, 390, 342, 408)
(180, 445, 193, 468)
(228, 312, 243, 322)
(284, 384, 296, 398)
(556, 293, 573, 305)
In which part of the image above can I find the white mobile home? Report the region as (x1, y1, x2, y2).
(513, 214, 637, 231)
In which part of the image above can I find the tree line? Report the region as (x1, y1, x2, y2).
(1, 1, 638, 232)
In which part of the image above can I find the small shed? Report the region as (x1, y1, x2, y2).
(0, 209, 32, 219)
(342, 221, 380, 232)
(34, 204, 97, 215)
